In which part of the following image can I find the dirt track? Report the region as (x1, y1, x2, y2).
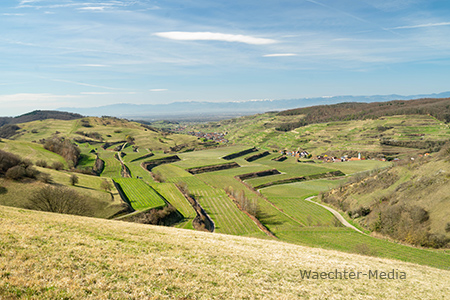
(305, 196, 365, 234)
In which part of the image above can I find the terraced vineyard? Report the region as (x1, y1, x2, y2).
(165, 175, 265, 237)
(153, 183, 196, 229)
(113, 178, 166, 211)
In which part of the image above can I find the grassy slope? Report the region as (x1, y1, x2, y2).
(187, 114, 450, 157)
(322, 151, 450, 238)
(1, 205, 449, 299)
(0, 139, 67, 167)
(0, 167, 124, 219)
(12, 117, 203, 152)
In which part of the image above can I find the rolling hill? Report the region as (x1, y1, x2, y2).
(180, 97, 450, 160)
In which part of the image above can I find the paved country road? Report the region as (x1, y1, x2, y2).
(305, 196, 365, 234)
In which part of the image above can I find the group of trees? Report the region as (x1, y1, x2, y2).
(42, 135, 81, 167)
(26, 185, 93, 217)
(224, 187, 258, 217)
(0, 149, 38, 180)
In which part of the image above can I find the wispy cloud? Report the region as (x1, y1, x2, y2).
(154, 32, 277, 45)
(150, 89, 168, 92)
(2, 13, 25, 16)
(393, 22, 450, 29)
(51, 79, 120, 90)
(80, 92, 113, 95)
(263, 53, 297, 57)
(79, 64, 109, 67)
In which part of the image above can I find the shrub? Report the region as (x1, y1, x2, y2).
(80, 119, 92, 127)
(353, 243, 377, 256)
(5, 165, 38, 180)
(70, 174, 79, 186)
(136, 206, 177, 225)
(26, 185, 93, 216)
(153, 171, 165, 183)
(0, 186, 7, 194)
(35, 160, 48, 168)
(0, 149, 22, 174)
(38, 172, 53, 184)
(100, 179, 112, 192)
(445, 222, 450, 233)
(51, 162, 64, 170)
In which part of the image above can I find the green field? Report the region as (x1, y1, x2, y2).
(0, 139, 67, 167)
(166, 175, 266, 237)
(153, 182, 196, 229)
(113, 178, 166, 211)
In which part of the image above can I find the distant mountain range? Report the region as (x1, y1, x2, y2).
(57, 91, 450, 121)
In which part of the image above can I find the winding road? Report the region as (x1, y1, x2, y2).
(305, 196, 365, 234)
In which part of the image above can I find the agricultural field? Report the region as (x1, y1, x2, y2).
(164, 174, 266, 237)
(153, 183, 196, 229)
(113, 178, 166, 211)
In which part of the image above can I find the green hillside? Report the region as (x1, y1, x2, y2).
(320, 146, 450, 248)
(179, 98, 450, 160)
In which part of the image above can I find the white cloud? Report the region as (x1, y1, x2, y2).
(79, 64, 109, 67)
(150, 89, 168, 92)
(393, 22, 450, 29)
(80, 92, 113, 95)
(263, 53, 298, 57)
(154, 31, 277, 45)
(78, 7, 106, 11)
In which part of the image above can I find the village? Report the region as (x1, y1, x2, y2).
(186, 131, 229, 144)
(282, 149, 379, 162)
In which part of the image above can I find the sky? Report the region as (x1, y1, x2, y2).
(1, 0, 450, 116)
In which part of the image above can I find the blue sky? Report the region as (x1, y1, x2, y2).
(1, 0, 450, 116)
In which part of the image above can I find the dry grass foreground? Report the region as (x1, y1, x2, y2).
(0, 206, 449, 299)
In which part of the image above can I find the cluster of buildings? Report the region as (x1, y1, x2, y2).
(281, 150, 310, 158)
(186, 131, 229, 143)
(317, 155, 363, 163)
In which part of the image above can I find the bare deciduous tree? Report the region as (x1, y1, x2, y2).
(27, 185, 92, 216)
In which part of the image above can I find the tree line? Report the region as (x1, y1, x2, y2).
(276, 97, 450, 131)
